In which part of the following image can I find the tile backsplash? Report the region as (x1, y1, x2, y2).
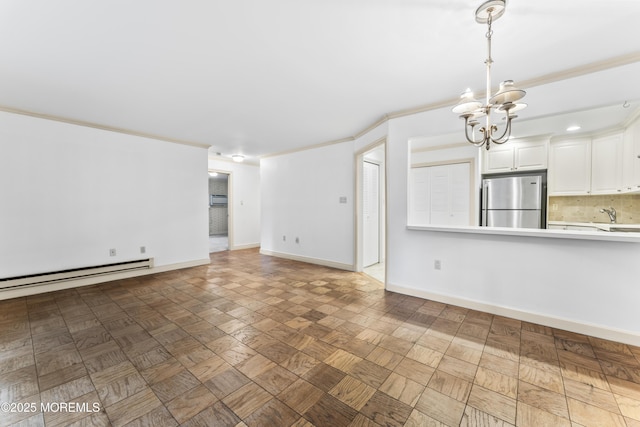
(549, 194, 640, 224)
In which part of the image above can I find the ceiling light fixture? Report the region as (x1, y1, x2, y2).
(452, 0, 526, 150)
(566, 125, 581, 132)
(209, 171, 218, 177)
(231, 154, 245, 163)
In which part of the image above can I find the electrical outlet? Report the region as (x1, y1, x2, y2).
(140, 246, 146, 254)
(109, 248, 116, 257)
(434, 259, 441, 270)
(295, 237, 299, 244)
(283, 235, 286, 241)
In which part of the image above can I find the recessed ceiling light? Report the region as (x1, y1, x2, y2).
(231, 154, 245, 163)
(566, 125, 581, 132)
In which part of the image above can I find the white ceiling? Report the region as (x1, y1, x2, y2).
(1, 0, 639, 161)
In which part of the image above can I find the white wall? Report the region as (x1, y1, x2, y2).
(0, 111, 209, 279)
(386, 110, 640, 345)
(207, 158, 261, 249)
(260, 142, 355, 269)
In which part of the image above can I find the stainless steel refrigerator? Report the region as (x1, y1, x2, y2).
(481, 173, 546, 229)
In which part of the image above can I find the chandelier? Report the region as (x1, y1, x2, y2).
(452, 0, 526, 150)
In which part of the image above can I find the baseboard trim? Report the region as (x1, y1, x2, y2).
(386, 283, 640, 347)
(0, 258, 211, 301)
(230, 243, 261, 251)
(260, 249, 355, 271)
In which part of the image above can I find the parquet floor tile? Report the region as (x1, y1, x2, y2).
(1, 248, 639, 426)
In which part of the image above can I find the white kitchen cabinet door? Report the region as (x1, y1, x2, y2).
(591, 133, 623, 194)
(623, 118, 640, 192)
(515, 142, 548, 171)
(483, 145, 514, 174)
(549, 138, 592, 195)
(482, 138, 548, 174)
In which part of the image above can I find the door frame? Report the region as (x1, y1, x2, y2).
(208, 169, 234, 250)
(354, 137, 387, 281)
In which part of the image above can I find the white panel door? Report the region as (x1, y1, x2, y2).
(449, 162, 471, 225)
(429, 165, 450, 225)
(363, 161, 380, 267)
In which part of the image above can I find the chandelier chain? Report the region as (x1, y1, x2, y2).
(485, 12, 493, 67)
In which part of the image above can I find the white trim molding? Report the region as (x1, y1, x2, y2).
(260, 249, 355, 271)
(231, 243, 261, 251)
(0, 105, 211, 150)
(387, 283, 640, 347)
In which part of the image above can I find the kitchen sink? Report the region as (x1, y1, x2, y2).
(609, 227, 640, 233)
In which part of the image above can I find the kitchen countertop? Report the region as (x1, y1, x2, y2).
(548, 221, 640, 232)
(407, 224, 640, 242)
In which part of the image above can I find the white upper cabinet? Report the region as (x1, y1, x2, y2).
(482, 138, 548, 174)
(623, 117, 640, 192)
(549, 131, 630, 196)
(591, 133, 623, 194)
(549, 138, 592, 195)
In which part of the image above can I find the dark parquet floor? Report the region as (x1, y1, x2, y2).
(1, 249, 639, 426)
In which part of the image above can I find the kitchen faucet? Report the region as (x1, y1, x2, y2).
(600, 207, 617, 223)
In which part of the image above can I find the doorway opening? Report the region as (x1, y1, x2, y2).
(208, 171, 230, 253)
(356, 140, 386, 284)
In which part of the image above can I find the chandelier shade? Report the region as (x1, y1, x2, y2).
(489, 80, 526, 105)
(452, 90, 482, 114)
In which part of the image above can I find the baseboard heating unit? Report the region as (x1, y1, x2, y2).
(0, 258, 154, 290)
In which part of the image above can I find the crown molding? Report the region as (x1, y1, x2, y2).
(622, 104, 640, 129)
(411, 142, 471, 154)
(309, 52, 640, 154)
(3, 53, 638, 157)
(0, 105, 211, 150)
(207, 154, 260, 167)
(517, 51, 640, 90)
(385, 52, 640, 123)
(260, 136, 355, 159)
(353, 116, 390, 140)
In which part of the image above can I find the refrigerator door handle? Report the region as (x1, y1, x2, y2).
(482, 182, 488, 226)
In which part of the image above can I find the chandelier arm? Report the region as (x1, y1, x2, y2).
(489, 116, 513, 144)
(462, 117, 487, 147)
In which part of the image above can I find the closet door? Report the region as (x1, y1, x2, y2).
(409, 162, 471, 226)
